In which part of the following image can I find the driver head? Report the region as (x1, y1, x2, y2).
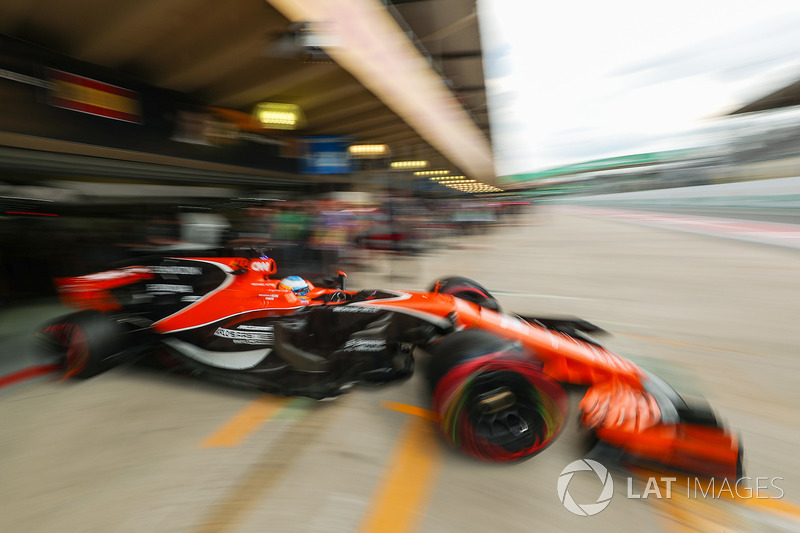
(279, 275, 311, 297)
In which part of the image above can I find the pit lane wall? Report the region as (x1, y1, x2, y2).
(559, 176, 800, 209)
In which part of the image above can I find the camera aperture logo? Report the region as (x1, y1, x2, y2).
(557, 459, 614, 516)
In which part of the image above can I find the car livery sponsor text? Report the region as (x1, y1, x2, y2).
(250, 261, 274, 272)
(214, 326, 274, 345)
(333, 306, 379, 313)
(343, 338, 386, 351)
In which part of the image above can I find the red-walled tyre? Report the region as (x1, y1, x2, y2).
(429, 276, 501, 312)
(36, 311, 128, 379)
(426, 330, 567, 461)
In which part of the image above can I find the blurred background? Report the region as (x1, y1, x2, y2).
(2, 0, 800, 301)
(2, 1, 800, 532)
(2, 0, 800, 299)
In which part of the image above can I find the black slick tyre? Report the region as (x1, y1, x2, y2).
(425, 329, 567, 461)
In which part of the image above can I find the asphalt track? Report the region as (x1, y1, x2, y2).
(2, 204, 800, 532)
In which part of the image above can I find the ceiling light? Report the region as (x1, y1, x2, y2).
(254, 102, 305, 130)
(390, 160, 428, 169)
(348, 144, 389, 157)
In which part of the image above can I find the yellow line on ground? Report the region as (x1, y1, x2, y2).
(732, 494, 800, 519)
(381, 400, 440, 421)
(358, 415, 443, 533)
(194, 411, 335, 533)
(632, 467, 800, 529)
(655, 493, 731, 533)
(200, 395, 287, 448)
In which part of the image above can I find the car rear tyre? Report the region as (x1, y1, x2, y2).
(37, 311, 128, 379)
(429, 276, 501, 312)
(426, 330, 567, 461)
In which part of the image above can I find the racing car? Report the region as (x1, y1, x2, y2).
(36, 253, 742, 479)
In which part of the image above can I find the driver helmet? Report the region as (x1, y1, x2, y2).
(279, 275, 311, 297)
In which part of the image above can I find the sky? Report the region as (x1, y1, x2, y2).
(479, 0, 800, 176)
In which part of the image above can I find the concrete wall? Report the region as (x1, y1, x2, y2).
(563, 176, 800, 209)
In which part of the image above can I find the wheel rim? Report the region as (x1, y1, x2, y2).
(434, 355, 566, 461)
(469, 371, 546, 450)
(61, 324, 89, 379)
(446, 286, 497, 310)
(447, 286, 489, 300)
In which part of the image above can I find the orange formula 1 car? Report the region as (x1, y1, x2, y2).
(37, 254, 741, 478)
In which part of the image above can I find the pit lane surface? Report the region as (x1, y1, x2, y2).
(2, 205, 800, 532)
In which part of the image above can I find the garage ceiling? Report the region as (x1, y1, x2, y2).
(0, 0, 495, 185)
(731, 78, 800, 116)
